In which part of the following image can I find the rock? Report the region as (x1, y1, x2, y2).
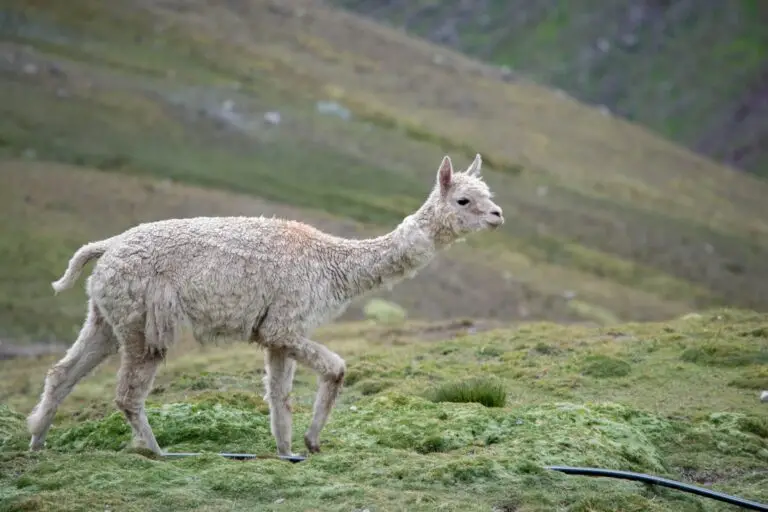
(499, 65, 514, 82)
(48, 63, 65, 77)
(316, 100, 351, 120)
(263, 111, 281, 125)
(622, 33, 639, 48)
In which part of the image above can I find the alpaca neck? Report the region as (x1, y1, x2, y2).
(338, 203, 449, 299)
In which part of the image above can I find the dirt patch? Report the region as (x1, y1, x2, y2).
(371, 318, 508, 344)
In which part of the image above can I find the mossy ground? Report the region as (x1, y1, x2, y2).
(1, 309, 767, 511)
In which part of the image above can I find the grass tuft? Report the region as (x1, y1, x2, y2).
(580, 355, 632, 378)
(681, 343, 768, 367)
(0, 404, 27, 452)
(727, 366, 768, 390)
(427, 376, 507, 408)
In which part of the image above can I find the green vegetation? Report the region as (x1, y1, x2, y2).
(2, 309, 767, 511)
(580, 355, 632, 379)
(427, 376, 508, 408)
(334, 0, 768, 176)
(362, 299, 408, 326)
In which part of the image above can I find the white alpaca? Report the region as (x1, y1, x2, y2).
(27, 154, 503, 456)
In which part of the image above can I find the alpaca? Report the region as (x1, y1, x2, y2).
(27, 154, 504, 456)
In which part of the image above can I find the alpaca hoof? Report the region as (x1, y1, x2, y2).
(304, 433, 321, 454)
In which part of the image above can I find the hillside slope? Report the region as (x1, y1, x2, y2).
(1, 161, 558, 342)
(1, 0, 768, 344)
(1, 310, 767, 511)
(333, 0, 768, 176)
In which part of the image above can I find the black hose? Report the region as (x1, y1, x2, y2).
(163, 452, 307, 463)
(546, 466, 768, 511)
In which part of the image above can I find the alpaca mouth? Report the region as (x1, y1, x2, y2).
(486, 220, 503, 229)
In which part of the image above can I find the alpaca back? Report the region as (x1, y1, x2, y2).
(88, 216, 356, 346)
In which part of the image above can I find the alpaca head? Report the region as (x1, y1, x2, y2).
(420, 153, 503, 242)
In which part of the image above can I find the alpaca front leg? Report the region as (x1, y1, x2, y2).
(264, 347, 297, 456)
(287, 337, 346, 454)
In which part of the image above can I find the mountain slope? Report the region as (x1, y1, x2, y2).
(333, 0, 768, 176)
(1, 0, 768, 344)
(1, 161, 570, 342)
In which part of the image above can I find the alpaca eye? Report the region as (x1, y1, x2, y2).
(456, 198, 470, 206)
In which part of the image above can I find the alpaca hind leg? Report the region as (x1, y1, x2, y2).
(114, 332, 164, 455)
(286, 337, 345, 454)
(263, 347, 297, 456)
(28, 300, 119, 450)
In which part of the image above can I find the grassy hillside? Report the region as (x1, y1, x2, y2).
(1, 309, 767, 511)
(333, 0, 768, 176)
(1, 0, 768, 345)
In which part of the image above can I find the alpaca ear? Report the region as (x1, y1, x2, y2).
(437, 155, 453, 195)
(466, 153, 482, 176)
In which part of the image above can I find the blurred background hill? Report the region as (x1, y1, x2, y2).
(334, 0, 768, 176)
(0, 0, 767, 345)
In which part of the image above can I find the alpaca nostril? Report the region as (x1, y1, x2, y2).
(490, 209, 502, 218)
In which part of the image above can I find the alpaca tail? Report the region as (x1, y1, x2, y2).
(51, 237, 118, 293)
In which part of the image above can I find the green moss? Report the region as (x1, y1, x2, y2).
(187, 390, 270, 414)
(169, 373, 218, 391)
(580, 355, 632, 378)
(681, 343, 768, 367)
(0, 405, 27, 452)
(343, 358, 395, 387)
(532, 342, 560, 355)
(475, 345, 505, 358)
(355, 379, 393, 396)
(46, 403, 272, 454)
(3, 311, 768, 510)
(728, 366, 768, 389)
